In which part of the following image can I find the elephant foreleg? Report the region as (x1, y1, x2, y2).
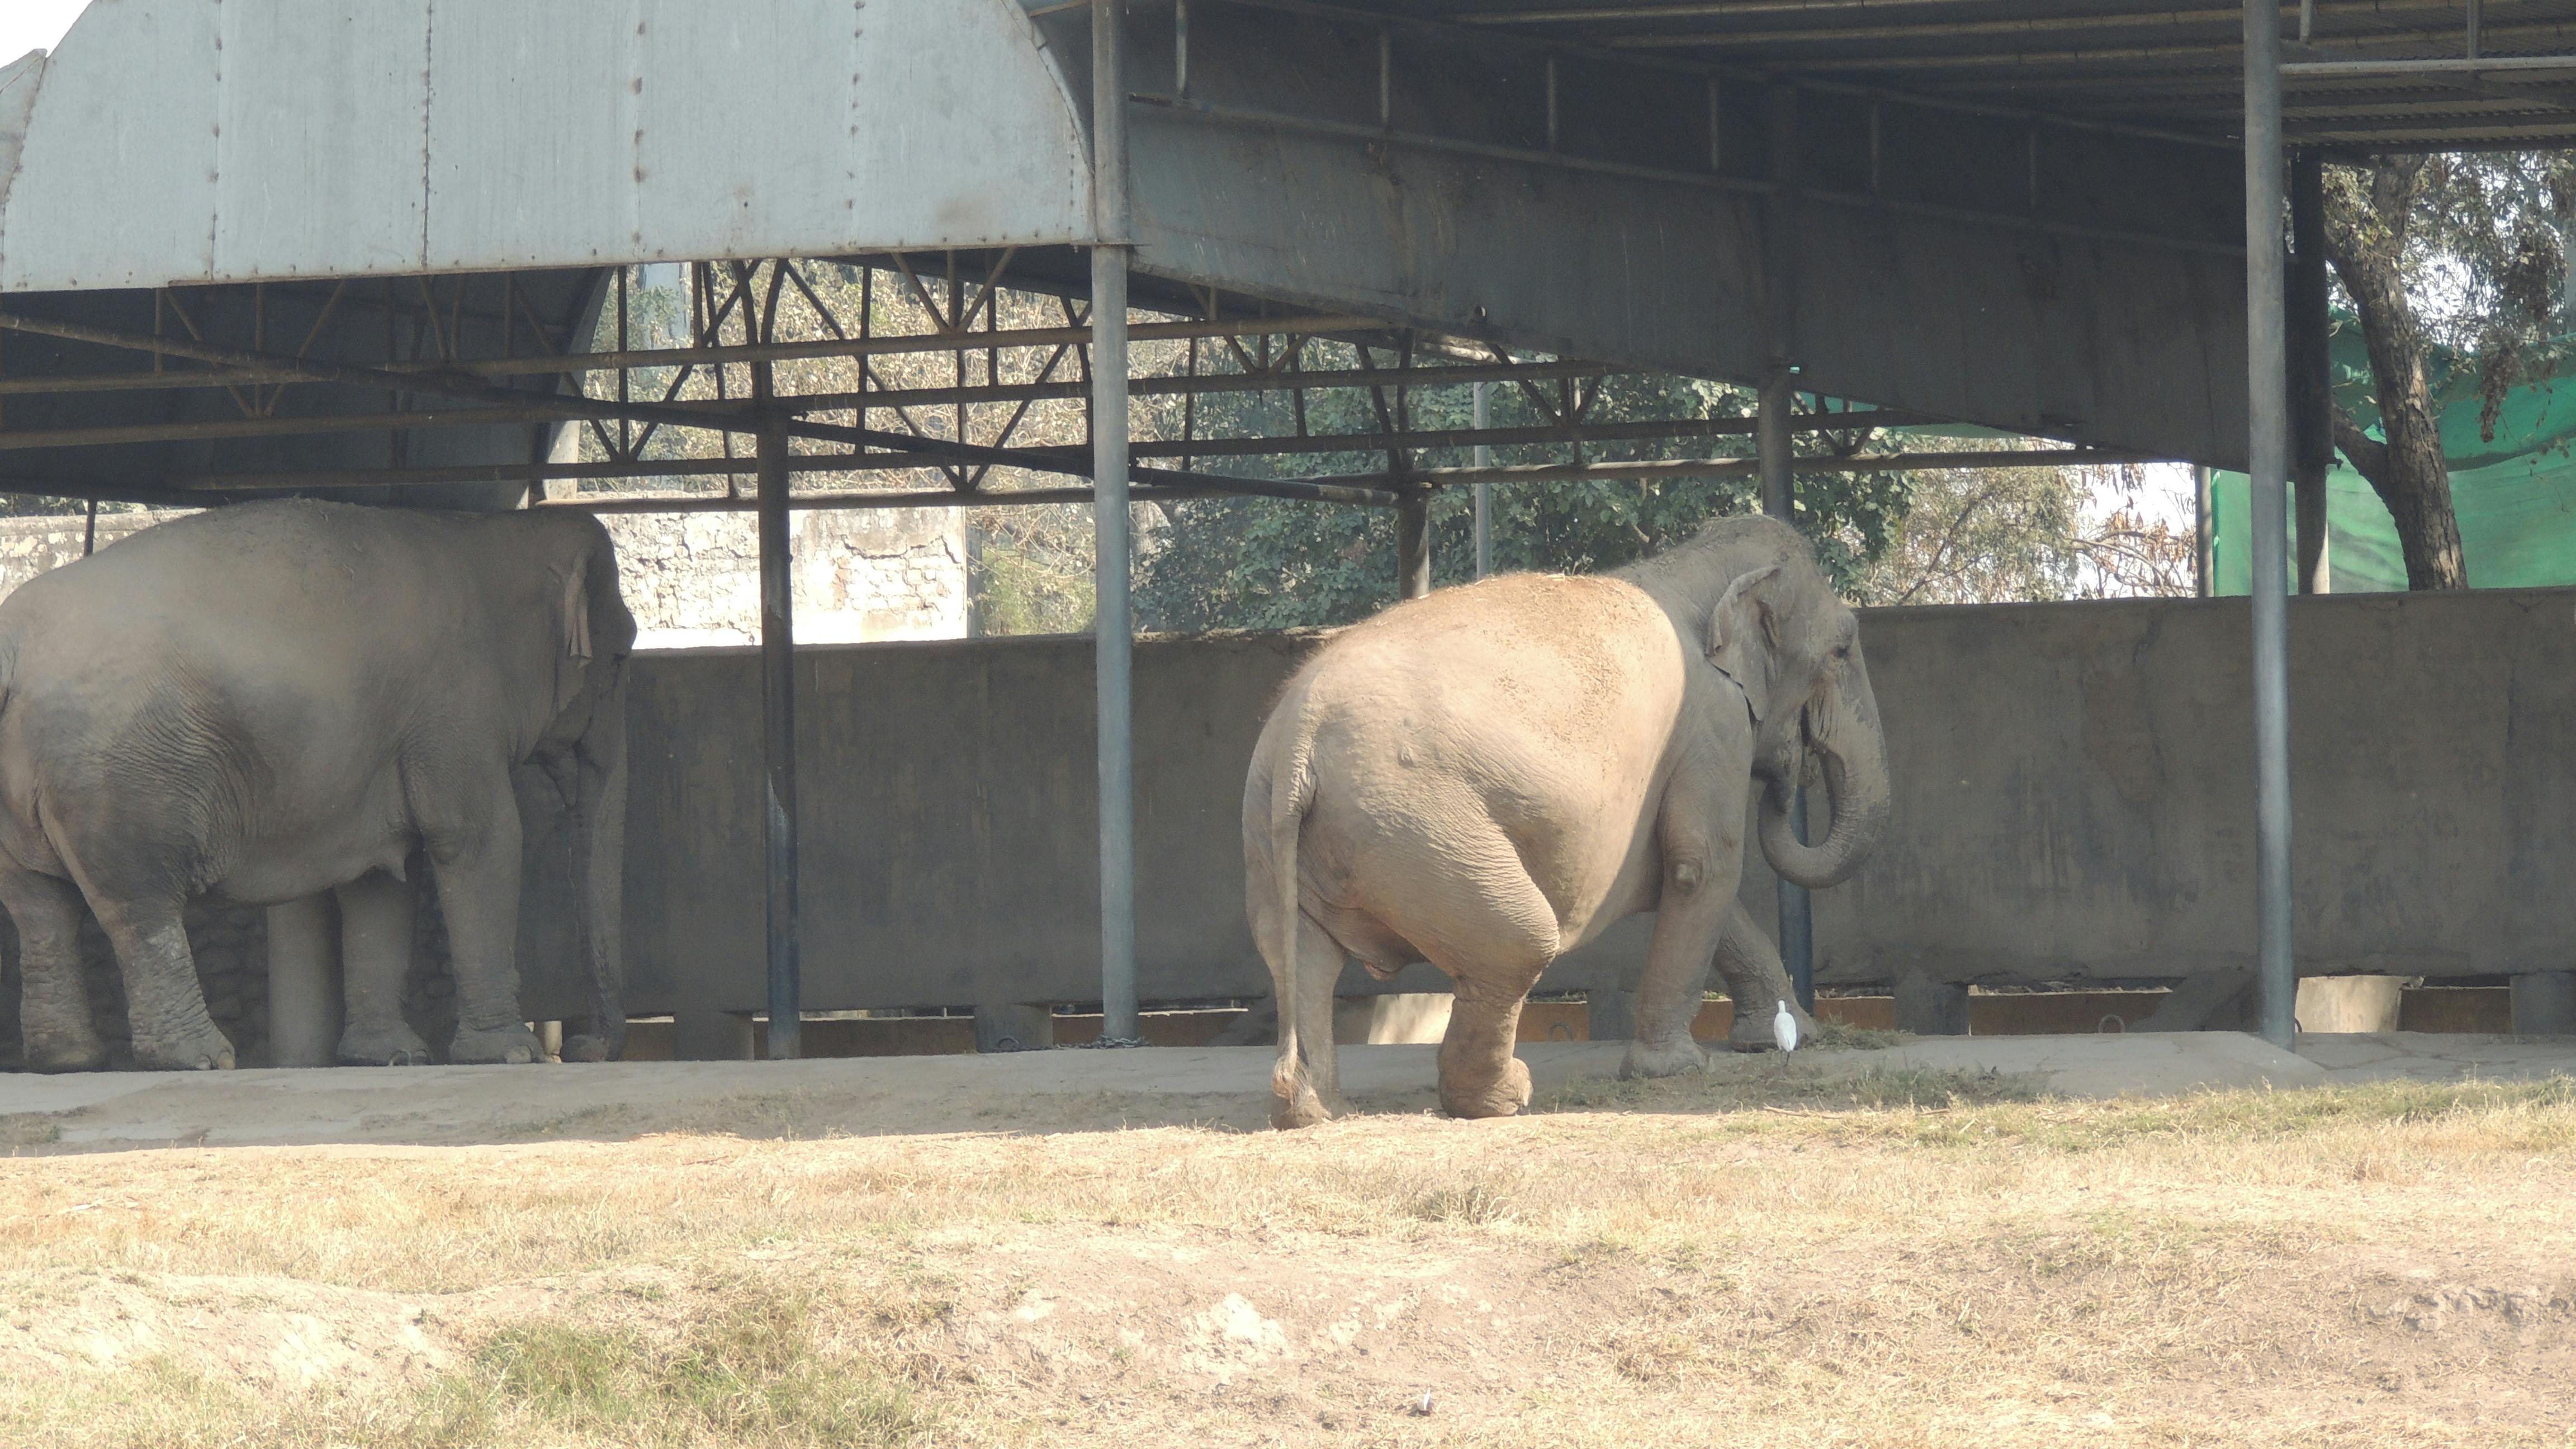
(0, 863, 105, 1072)
(1712, 899, 1817, 1053)
(1438, 973, 1538, 1119)
(424, 779, 539, 1067)
(93, 897, 233, 1071)
(1620, 834, 1735, 1082)
(334, 870, 428, 1067)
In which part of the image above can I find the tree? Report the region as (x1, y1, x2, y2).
(2321, 159, 2469, 590)
(1847, 458, 2193, 606)
(2320, 151, 2574, 591)
(1137, 350, 1914, 632)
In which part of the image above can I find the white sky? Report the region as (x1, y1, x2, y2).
(1, 0, 88, 64)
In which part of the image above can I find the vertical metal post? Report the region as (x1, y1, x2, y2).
(1758, 369, 1815, 1012)
(1092, 0, 1141, 1045)
(2289, 149, 2333, 595)
(752, 372, 800, 1061)
(2244, 0, 2298, 1047)
(1472, 381, 1493, 579)
(1396, 491, 1432, 599)
(2194, 463, 2215, 598)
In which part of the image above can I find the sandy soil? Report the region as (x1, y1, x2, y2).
(1, 1046, 2572, 1446)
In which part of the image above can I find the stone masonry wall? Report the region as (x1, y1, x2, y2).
(0, 504, 965, 1068)
(600, 508, 969, 649)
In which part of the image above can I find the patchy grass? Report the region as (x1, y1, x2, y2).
(1807, 1019, 1913, 1050)
(3, 1073, 2575, 1446)
(1537, 1058, 2039, 1116)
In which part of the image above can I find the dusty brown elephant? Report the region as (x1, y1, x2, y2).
(1242, 514, 1888, 1128)
(0, 499, 634, 1072)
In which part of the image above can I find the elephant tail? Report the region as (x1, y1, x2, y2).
(1265, 697, 1320, 1109)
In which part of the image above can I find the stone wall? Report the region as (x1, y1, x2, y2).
(599, 508, 969, 648)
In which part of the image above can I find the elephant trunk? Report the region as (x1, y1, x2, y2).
(1758, 656, 1890, 891)
(565, 678, 629, 1062)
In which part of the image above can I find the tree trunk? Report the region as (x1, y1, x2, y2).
(2321, 159, 2469, 591)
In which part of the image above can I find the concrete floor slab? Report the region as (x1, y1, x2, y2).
(1, 1031, 2566, 1154)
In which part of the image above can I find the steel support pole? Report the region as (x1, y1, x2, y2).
(1472, 381, 1493, 579)
(2244, 1, 2298, 1047)
(1757, 368, 1815, 1012)
(2289, 149, 2333, 595)
(1092, 0, 1141, 1045)
(754, 402, 801, 1061)
(2195, 463, 2215, 597)
(1396, 487, 1432, 598)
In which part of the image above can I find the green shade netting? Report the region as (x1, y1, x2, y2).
(2212, 319, 2576, 594)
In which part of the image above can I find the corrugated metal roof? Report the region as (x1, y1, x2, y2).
(1365, 0, 2576, 150)
(0, 0, 1096, 293)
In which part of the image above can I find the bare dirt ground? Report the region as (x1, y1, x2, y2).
(2, 1044, 2574, 1447)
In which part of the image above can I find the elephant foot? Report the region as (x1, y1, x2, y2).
(1727, 1001, 1817, 1054)
(1269, 1060, 1344, 1130)
(22, 1022, 108, 1073)
(337, 1021, 434, 1068)
(130, 1022, 236, 1072)
(449, 1022, 542, 1066)
(1618, 1036, 1708, 1081)
(562, 1034, 619, 1064)
(1439, 1055, 1533, 1120)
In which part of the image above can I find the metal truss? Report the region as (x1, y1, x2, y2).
(0, 253, 2150, 516)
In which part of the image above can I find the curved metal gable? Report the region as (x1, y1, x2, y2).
(0, 0, 1094, 292)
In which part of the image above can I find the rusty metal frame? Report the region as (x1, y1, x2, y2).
(0, 252, 2147, 517)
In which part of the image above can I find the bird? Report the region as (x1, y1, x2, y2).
(1773, 999, 1800, 1053)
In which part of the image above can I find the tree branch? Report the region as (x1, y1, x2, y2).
(2331, 407, 2391, 490)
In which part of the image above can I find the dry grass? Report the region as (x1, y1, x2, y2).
(4, 1072, 2575, 1446)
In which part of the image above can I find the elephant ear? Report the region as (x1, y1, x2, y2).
(1705, 563, 1782, 723)
(551, 556, 595, 718)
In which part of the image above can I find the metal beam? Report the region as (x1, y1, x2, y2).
(751, 326, 801, 1062)
(1756, 368, 1815, 1014)
(0, 304, 1403, 499)
(115, 446, 2103, 505)
(1604, 1, 2474, 51)
(1294, 447, 2148, 491)
(2244, 0, 2299, 1048)
(0, 307, 1386, 390)
(1093, 0, 1142, 1049)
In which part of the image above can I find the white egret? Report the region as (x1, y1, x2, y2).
(1773, 999, 1800, 1053)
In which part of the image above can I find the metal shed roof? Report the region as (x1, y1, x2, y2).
(0, 0, 1094, 293)
(1372, 0, 2576, 151)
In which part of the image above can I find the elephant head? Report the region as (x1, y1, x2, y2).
(1702, 540, 1891, 890)
(531, 529, 639, 1062)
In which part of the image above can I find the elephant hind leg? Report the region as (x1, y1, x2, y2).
(1269, 913, 1349, 1130)
(92, 896, 233, 1071)
(0, 863, 106, 1072)
(1412, 856, 1559, 1121)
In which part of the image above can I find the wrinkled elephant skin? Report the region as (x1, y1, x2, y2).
(0, 500, 636, 1071)
(1243, 516, 1891, 1128)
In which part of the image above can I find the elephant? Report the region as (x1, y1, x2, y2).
(1242, 514, 1888, 1128)
(0, 498, 635, 1072)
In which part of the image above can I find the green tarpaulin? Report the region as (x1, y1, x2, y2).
(2212, 321, 2576, 594)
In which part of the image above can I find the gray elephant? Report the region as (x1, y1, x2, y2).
(0, 499, 634, 1071)
(1243, 514, 1888, 1128)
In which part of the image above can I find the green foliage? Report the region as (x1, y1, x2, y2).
(1135, 344, 1914, 631)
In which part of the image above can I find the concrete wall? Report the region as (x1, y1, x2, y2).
(10, 584, 2573, 1065)
(615, 586, 2576, 1021)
